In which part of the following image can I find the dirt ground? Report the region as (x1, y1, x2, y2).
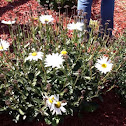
(0, 90, 126, 126)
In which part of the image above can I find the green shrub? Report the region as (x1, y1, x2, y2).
(0, 9, 125, 126)
(114, 33, 126, 104)
(37, 0, 77, 10)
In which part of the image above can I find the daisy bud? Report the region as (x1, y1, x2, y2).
(1, 67, 9, 71)
(71, 5, 77, 9)
(78, 10, 83, 16)
(11, 59, 17, 63)
(105, 22, 109, 26)
(57, 1, 61, 5)
(123, 57, 126, 62)
(63, 88, 68, 93)
(107, 20, 111, 23)
(63, 54, 69, 60)
(64, 5, 69, 9)
(5, 90, 10, 96)
(120, 41, 125, 46)
(13, 80, 18, 84)
(83, 12, 88, 17)
(94, 42, 100, 48)
(63, 12, 66, 17)
(62, 100, 67, 103)
(97, 86, 102, 90)
(84, 19, 88, 24)
(46, 83, 52, 91)
(80, 95, 84, 100)
(88, 60, 93, 67)
(0, 73, 4, 79)
(107, 28, 113, 31)
(81, 90, 85, 95)
(8, 86, 13, 91)
(5, 100, 11, 106)
(114, 56, 120, 62)
(78, 69, 82, 75)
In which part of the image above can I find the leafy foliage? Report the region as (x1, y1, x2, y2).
(0, 7, 125, 126)
(37, 0, 77, 10)
(114, 33, 126, 104)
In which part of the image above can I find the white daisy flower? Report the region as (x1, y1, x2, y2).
(50, 95, 67, 115)
(39, 15, 54, 24)
(0, 39, 10, 51)
(1, 20, 16, 25)
(95, 56, 113, 74)
(25, 52, 43, 61)
(44, 95, 56, 109)
(45, 53, 64, 68)
(67, 22, 84, 31)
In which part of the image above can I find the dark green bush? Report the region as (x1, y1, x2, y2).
(38, 0, 77, 11)
(114, 33, 126, 104)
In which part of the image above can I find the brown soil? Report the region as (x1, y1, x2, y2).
(0, 90, 126, 126)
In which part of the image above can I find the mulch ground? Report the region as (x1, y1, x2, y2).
(0, 0, 126, 126)
(91, 0, 126, 36)
(0, 0, 126, 40)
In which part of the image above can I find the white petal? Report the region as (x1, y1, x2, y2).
(1, 20, 16, 24)
(55, 108, 62, 115)
(52, 109, 56, 115)
(61, 102, 67, 106)
(60, 106, 66, 113)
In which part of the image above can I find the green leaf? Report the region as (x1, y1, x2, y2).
(84, 76, 91, 80)
(5, 0, 13, 2)
(16, 114, 20, 121)
(19, 109, 25, 115)
(80, 101, 99, 112)
(28, 73, 34, 80)
(45, 118, 52, 125)
(35, 71, 41, 76)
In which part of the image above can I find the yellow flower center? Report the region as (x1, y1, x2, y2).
(101, 63, 107, 68)
(52, 97, 54, 100)
(32, 52, 37, 56)
(61, 51, 67, 55)
(34, 17, 38, 20)
(45, 19, 49, 22)
(74, 25, 77, 29)
(55, 101, 61, 108)
(48, 98, 53, 103)
(48, 97, 54, 104)
(0, 46, 3, 50)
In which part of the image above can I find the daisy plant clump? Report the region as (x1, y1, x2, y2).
(0, 7, 125, 126)
(113, 33, 126, 104)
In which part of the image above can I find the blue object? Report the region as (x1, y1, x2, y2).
(77, 0, 115, 35)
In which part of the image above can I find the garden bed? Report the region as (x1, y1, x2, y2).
(0, 90, 126, 126)
(0, 0, 126, 126)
